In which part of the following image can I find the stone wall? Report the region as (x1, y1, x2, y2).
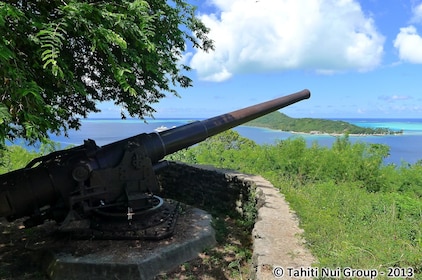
(157, 161, 256, 219)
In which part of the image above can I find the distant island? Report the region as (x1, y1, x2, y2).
(245, 112, 403, 136)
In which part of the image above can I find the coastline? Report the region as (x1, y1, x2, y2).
(290, 131, 402, 137)
(244, 125, 403, 137)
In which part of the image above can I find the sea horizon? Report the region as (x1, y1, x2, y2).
(8, 117, 422, 166)
(85, 117, 422, 121)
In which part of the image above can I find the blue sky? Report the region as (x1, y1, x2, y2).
(95, 0, 422, 119)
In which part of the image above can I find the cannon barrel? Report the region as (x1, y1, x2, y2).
(96, 89, 310, 167)
(159, 89, 310, 157)
(0, 89, 310, 223)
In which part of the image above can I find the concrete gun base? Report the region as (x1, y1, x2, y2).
(43, 207, 215, 280)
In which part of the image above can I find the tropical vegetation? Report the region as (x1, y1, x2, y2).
(246, 111, 403, 135)
(0, 0, 212, 146)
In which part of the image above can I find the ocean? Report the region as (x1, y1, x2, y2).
(22, 118, 422, 166)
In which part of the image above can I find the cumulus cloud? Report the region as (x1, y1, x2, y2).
(394, 26, 422, 64)
(393, 3, 422, 64)
(190, 0, 385, 82)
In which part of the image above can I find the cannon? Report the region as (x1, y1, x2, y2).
(0, 89, 310, 239)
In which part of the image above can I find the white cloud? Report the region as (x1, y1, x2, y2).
(393, 2, 422, 64)
(378, 94, 412, 102)
(411, 2, 422, 23)
(190, 0, 385, 82)
(178, 51, 193, 66)
(393, 26, 422, 63)
(390, 95, 410, 101)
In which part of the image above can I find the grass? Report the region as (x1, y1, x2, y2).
(274, 177, 422, 277)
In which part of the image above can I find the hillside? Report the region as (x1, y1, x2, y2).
(245, 112, 402, 135)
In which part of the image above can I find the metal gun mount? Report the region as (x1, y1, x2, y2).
(0, 89, 310, 239)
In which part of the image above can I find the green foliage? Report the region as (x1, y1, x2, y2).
(171, 130, 422, 277)
(0, 1, 213, 145)
(0, 103, 10, 148)
(246, 111, 402, 135)
(166, 130, 258, 170)
(0, 145, 39, 174)
(0, 140, 64, 174)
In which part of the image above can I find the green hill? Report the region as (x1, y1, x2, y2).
(245, 112, 402, 135)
